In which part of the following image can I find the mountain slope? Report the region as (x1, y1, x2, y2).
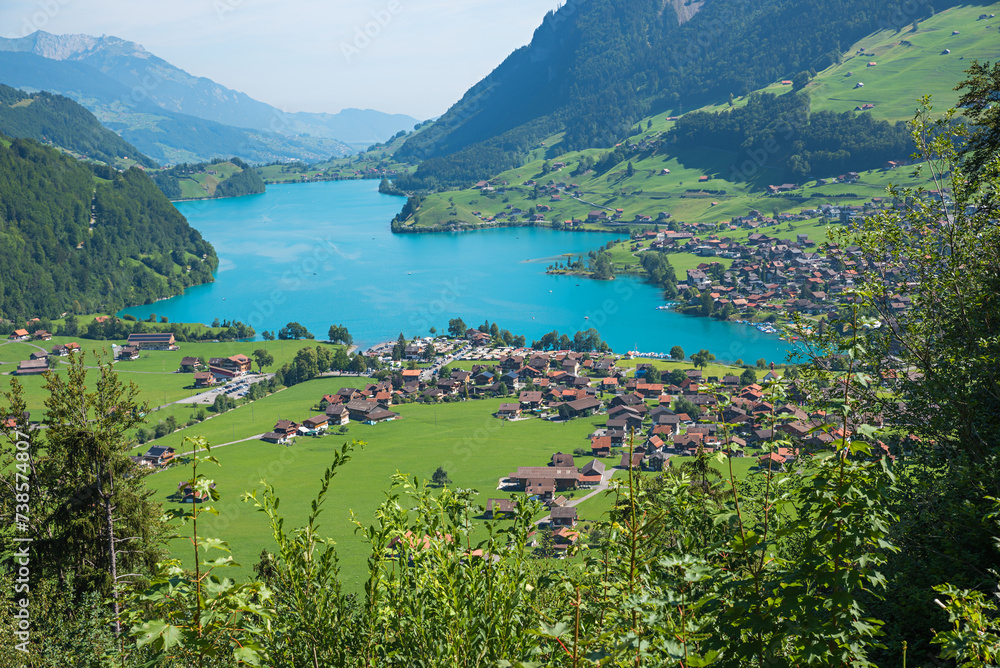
(151, 158, 265, 200)
(0, 136, 218, 319)
(0, 83, 155, 168)
(0, 50, 350, 164)
(396, 0, 985, 190)
(0, 32, 420, 145)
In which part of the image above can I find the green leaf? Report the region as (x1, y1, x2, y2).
(133, 620, 184, 650)
(233, 645, 264, 665)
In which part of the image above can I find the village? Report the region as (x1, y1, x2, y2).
(66, 325, 898, 556)
(556, 185, 953, 331)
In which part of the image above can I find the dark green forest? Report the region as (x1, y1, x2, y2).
(395, 0, 972, 190)
(0, 84, 156, 169)
(670, 91, 914, 178)
(0, 136, 217, 321)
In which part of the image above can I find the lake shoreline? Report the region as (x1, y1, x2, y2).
(120, 180, 792, 364)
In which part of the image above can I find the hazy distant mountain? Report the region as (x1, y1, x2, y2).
(0, 50, 346, 164)
(0, 32, 420, 146)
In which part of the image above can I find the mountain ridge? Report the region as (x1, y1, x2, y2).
(0, 31, 421, 146)
(395, 0, 988, 191)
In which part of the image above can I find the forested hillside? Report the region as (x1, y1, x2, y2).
(0, 83, 155, 168)
(671, 90, 914, 178)
(0, 137, 217, 320)
(151, 157, 265, 200)
(396, 0, 977, 190)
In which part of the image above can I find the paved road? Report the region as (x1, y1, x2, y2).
(533, 467, 618, 527)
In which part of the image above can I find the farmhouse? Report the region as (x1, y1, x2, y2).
(179, 356, 203, 372)
(15, 359, 48, 376)
(550, 506, 578, 527)
(485, 498, 518, 519)
(193, 372, 216, 388)
(301, 415, 329, 435)
(142, 446, 175, 467)
(508, 466, 579, 493)
(325, 404, 350, 425)
(497, 403, 522, 419)
(127, 333, 178, 350)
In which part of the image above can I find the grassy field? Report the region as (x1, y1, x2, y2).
(616, 356, 778, 379)
(4, 328, 778, 590)
(145, 383, 621, 590)
(149, 160, 248, 199)
(806, 2, 1000, 121)
(0, 335, 336, 420)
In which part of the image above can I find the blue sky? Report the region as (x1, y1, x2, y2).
(1, 0, 560, 118)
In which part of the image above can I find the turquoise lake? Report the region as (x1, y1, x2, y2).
(120, 180, 794, 363)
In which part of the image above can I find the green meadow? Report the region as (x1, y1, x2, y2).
(3, 327, 776, 590)
(145, 383, 624, 589)
(0, 335, 338, 419)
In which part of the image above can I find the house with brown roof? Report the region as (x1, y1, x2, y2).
(566, 396, 601, 418)
(363, 408, 399, 424)
(179, 356, 202, 372)
(193, 372, 216, 388)
(579, 459, 605, 487)
(550, 506, 578, 527)
(325, 404, 349, 425)
(590, 435, 611, 456)
(301, 415, 329, 435)
(497, 403, 522, 420)
(550, 452, 574, 468)
(273, 420, 300, 435)
(15, 359, 48, 376)
(518, 391, 543, 410)
(209, 355, 251, 376)
(346, 399, 379, 421)
(485, 498, 518, 519)
(620, 452, 645, 470)
(127, 333, 177, 351)
(508, 466, 579, 493)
